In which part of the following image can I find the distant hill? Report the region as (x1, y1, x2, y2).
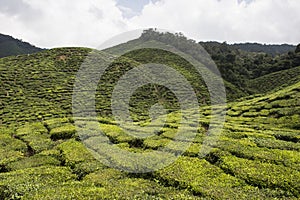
(0, 33, 44, 58)
(246, 65, 300, 94)
(232, 43, 296, 56)
(200, 40, 300, 93)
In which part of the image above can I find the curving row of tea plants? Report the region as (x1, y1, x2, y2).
(0, 81, 299, 199)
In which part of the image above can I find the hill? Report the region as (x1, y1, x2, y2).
(246, 65, 300, 94)
(0, 33, 43, 58)
(0, 30, 299, 199)
(106, 34, 246, 100)
(0, 47, 90, 125)
(0, 46, 225, 125)
(0, 30, 298, 125)
(1, 32, 255, 125)
(200, 40, 300, 93)
(232, 43, 296, 56)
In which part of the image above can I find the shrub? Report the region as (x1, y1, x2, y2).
(272, 131, 300, 143)
(219, 155, 300, 197)
(0, 149, 23, 168)
(23, 181, 108, 200)
(6, 154, 61, 171)
(254, 137, 300, 151)
(57, 139, 95, 167)
(98, 124, 135, 144)
(84, 168, 126, 187)
(0, 134, 27, 153)
(216, 137, 300, 170)
(144, 136, 170, 149)
(72, 160, 106, 180)
(39, 149, 61, 158)
(0, 166, 76, 199)
(16, 122, 48, 137)
(43, 118, 70, 130)
(50, 124, 77, 140)
(84, 168, 198, 199)
(183, 143, 202, 157)
(20, 132, 54, 153)
(157, 156, 288, 199)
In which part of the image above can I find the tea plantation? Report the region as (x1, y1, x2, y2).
(0, 43, 299, 198)
(0, 81, 299, 199)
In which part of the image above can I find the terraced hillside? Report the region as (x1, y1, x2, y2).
(246, 66, 300, 94)
(0, 43, 246, 125)
(0, 81, 299, 199)
(0, 31, 299, 199)
(0, 48, 90, 125)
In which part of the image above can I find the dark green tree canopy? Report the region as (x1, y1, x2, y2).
(296, 44, 300, 53)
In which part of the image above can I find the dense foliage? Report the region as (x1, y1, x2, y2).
(0, 34, 43, 58)
(200, 41, 300, 92)
(140, 29, 300, 95)
(232, 43, 296, 56)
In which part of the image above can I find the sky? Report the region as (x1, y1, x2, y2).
(0, 0, 299, 48)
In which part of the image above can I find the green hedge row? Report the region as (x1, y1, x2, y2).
(218, 155, 300, 197)
(156, 156, 287, 199)
(84, 168, 199, 199)
(0, 166, 76, 199)
(214, 137, 300, 170)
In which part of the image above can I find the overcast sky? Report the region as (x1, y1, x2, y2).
(0, 0, 299, 48)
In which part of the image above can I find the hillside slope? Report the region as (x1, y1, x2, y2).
(0, 81, 299, 199)
(0, 48, 90, 125)
(106, 34, 246, 100)
(0, 33, 43, 58)
(246, 66, 300, 94)
(0, 45, 230, 125)
(1, 36, 298, 126)
(200, 40, 300, 93)
(226, 81, 300, 130)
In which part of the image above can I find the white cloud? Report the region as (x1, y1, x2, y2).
(0, 0, 129, 48)
(128, 0, 300, 44)
(0, 0, 299, 48)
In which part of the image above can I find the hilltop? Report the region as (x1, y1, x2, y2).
(0, 33, 43, 58)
